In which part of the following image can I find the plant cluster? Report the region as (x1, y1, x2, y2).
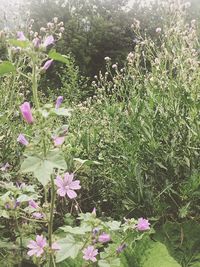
(0, 20, 151, 267)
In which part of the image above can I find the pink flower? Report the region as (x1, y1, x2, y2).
(43, 35, 54, 47)
(32, 212, 44, 219)
(136, 218, 150, 231)
(156, 27, 161, 33)
(83, 246, 98, 262)
(33, 37, 41, 48)
(17, 31, 26, 41)
(29, 200, 39, 209)
(19, 102, 34, 124)
(42, 59, 53, 71)
(55, 96, 63, 109)
(98, 233, 111, 243)
(53, 136, 65, 146)
(92, 207, 96, 216)
(17, 134, 29, 146)
(51, 242, 60, 251)
(27, 235, 47, 257)
(1, 162, 10, 172)
(55, 173, 81, 199)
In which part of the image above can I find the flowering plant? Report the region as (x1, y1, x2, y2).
(0, 19, 151, 267)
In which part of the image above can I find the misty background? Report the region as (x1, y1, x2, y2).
(0, 0, 200, 76)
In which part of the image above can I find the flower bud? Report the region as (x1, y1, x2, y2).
(19, 102, 34, 124)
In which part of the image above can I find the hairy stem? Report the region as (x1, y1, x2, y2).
(32, 60, 40, 109)
(48, 176, 56, 267)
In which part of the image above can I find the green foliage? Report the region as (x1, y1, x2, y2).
(48, 49, 70, 64)
(155, 221, 200, 267)
(1, 1, 200, 266)
(21, 150, 67, 186)
(141, 241, 181, 267)
(0, 61, 15, 76)
(65, 1, 200, 218)
(56, 234, 83, 263)
(26, 0, 132, 76)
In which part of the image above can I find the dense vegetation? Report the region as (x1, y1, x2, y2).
(0, 0, 200, 266)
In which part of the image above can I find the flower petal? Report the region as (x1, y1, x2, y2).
(67, 189, 77, 199)
(70, 180, 81, 190)
(64, 173, 74, 184)
(36, 248, 44, 257)
(55, 176, 64, 187)
(57, 188, 66, 197)
(27, 249, 37, 256)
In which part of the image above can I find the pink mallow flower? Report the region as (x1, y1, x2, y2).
(43, 35, 54, 47)
(17, 31, 26, 41)
(20, 102, 34, 124)
(55, 173, 81, 199)
(98, 233, 111, 243)
(27, 235, 47, 257)
(83, 246, 98, 262)
(51, 242, 60, 251)
(29, 200, 39, 209)
(53, 136, 65, 146)
(55, 96, 63, 109)
(42, 59, 53, 71)
(17, 134, 29, 146)
(136, 218, 150, 231)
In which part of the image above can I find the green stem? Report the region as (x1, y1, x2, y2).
(32, 61, 40, 109)
(44, 186, 48, 204)
(15, 212, 23, 266)
(48, 176, 56, 267)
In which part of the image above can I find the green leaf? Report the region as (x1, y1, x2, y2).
(8, 39, 30, 48)
(48, 49, 70, 64)
(17, 194, 33, 202)
(56, 258, 83, 267)
(104, 221, 121, 231)
(21, 150, 67, 186)
(0, 61, 15, 76)
(98, 258, 121, 267)
(141, 241, 181, 267)
(59, 225, 91, 235)
(155, 221, 200, 266)
(0, 210, 9, 219)
(0, 240, 17, 249)
(56, 235, 83, 263)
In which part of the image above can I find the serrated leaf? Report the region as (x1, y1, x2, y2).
(48, 49, 70, 64)
(56, 235, 83, 263)
(0, 61, 15, 76)
(21, 150, 67, 186)
(141, 241, 181, 267)
(59, 225, 91, 235)
(104, 221, 121, 231)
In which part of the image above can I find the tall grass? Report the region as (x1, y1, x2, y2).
(67, 1, 200, 219)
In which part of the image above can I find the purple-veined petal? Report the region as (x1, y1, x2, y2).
(66, 189, 77, 199)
